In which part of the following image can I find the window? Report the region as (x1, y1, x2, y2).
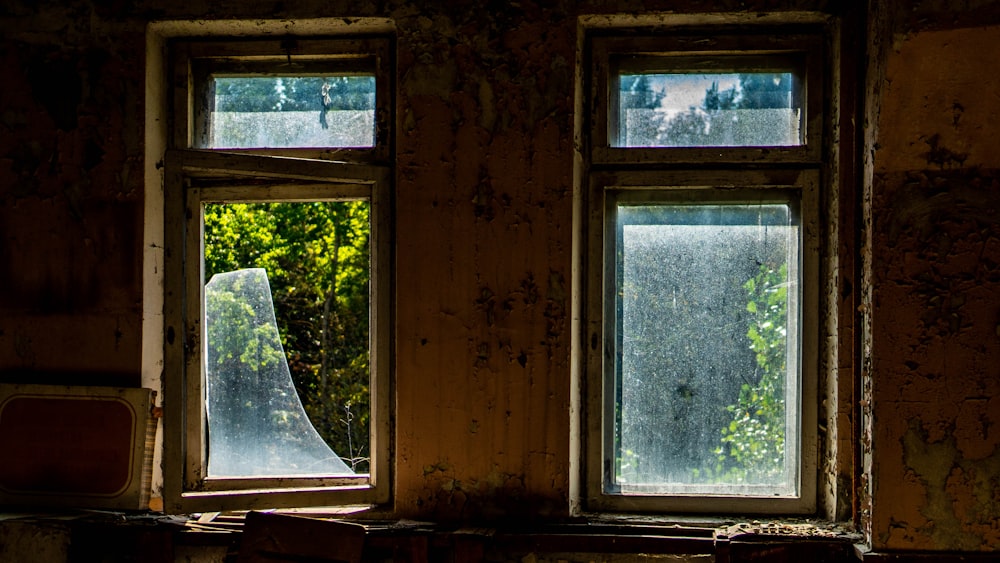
(613, 60, 804, 148)
(590, 33, 823, 165)
(584, 30, 824, 514)
(162, 37, 392, 512)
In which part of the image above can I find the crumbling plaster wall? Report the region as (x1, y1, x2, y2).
(391, 2, 577, 520)
(865, 0, 1000, 552)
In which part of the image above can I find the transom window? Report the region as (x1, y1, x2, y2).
(613, 56, 805, 148)
(584, 29, 824, 515)
(196, 70, 377, 149)
(162, 37, 392, 513)
(590, 33, 822, 165)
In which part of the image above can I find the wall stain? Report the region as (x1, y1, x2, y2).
(923, 134, 968, 168)
(901, 417, 1000, 550)
(474, 286, 496, 326)
(881, 168, 999, 247)
(472, 167, 496, 221)
(877, 169, 1000, 338)
(951, 102, 964, 128)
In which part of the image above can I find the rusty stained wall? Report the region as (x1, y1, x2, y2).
(392, 3, 576, 520)
(0, 14, 145, 380)
(867, 4, 1000, 552)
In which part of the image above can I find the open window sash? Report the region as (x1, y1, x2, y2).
(163, 149, 391, 513)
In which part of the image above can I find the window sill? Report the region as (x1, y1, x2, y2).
(0, 509, 862, 561)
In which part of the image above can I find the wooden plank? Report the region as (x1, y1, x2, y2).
(238, 511, 366, 563)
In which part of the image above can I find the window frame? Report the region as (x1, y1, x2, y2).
(590, 33, 823, 165)
(583, 28, 827, 516)
(162, 36, 393, 513)
(585, 169, 819, 514)
(172, 37, 392, 163)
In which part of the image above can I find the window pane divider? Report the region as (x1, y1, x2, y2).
(176, 486, 378, 514)
(592, 147, 822, 166)
(200, 476, 370, 491)
(168, 148, 389, 184)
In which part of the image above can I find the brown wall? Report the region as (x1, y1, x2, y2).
(1, 0, 999, 554)
(392, 4, 576, 521)
(864, 2, 1000, 552)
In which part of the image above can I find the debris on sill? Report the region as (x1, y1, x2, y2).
(0, 508, 862, 545)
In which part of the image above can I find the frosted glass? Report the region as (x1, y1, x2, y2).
(613, 204, 799, 495)
(617, 72, 801, 147)
(205, 268, 354, 477)
(207, 76, 375, 149)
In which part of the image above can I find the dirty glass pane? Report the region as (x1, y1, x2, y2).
(207, 76, 375, 148)
(203, 201, 371, 477)
(616, 72, 801, 147)
(611, 203, 799, 496)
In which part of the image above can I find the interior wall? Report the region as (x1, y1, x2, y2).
(391, 2, 576, 520)
(0, 0, 998, 555)
(865, 2, 1000, 552)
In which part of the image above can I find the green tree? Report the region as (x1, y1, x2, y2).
(703, 80, 739, 111)
(733, 73, 793, 109)
(203, 200, 372, 472)
(715, 263, 788, 483)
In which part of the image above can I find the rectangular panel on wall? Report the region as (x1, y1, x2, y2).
(0, 384, 156, 510)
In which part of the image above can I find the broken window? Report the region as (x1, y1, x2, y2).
(163, 36, 391, 513)
(205, 268, 359, 478)
(202, 200, 374, 479)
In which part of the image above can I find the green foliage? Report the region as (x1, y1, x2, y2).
(620, 74, 662, 110)
(703, 81, 739, 111)
(714, 263, 788, 483)
(203, 200, 372, 472)
(205, 283, 285, 372)
(732, 74, 795, 109)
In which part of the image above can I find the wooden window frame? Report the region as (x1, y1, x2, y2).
(590, 33, 823, 165)
(584, 169, 820, 514)
(162, 36, 393, 513)
(171, 37, 392, 164)
(583, 27, 828, 516)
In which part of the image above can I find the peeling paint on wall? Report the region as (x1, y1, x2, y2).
(869, 20, 1000, 552)
(896, 417, 1000, 550)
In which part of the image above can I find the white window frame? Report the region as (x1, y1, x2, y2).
(161, 36, 392, 513)
(583, 28, 826, 515)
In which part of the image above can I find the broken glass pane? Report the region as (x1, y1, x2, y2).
(207, 75, 375, 149)
(205, 268, 355, 477)
(616, 72, 801, 147)
(202, 201, 372, 475)
(613, 203, 799, 495)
